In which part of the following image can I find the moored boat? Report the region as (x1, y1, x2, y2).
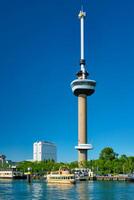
(127, 174, 134, 182)
(46, 167, 76, 184)
(72, 168, 94, 181)
(0, 169, 26, 179)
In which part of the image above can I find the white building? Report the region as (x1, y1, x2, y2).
(33, 141, 57, 162)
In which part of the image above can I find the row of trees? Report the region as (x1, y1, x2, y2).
(13, 147, 134, 175)
(16, 160, 79, 175)
(89, 147, 134, 175)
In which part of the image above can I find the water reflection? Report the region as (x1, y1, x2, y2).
(76, 181, 94, 200)
(47, 182, 75, 200)
(28, 181, 44, 200)
(0, 179, 13, 183)
(0, 179, 15, 197)
(47, 183, 74, 190)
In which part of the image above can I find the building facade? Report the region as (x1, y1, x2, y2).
(0, 155, 6, 166)
(33, 141, 57, 162)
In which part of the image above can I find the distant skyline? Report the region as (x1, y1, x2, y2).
(0, 0, 134, 162)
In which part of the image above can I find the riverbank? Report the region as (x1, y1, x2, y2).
(90, 175, 134, 181)
(31, 174, 134, 182)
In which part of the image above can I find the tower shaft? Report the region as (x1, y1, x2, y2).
(78, 95, 87, 162)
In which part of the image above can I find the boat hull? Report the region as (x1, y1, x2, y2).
(0, 175, 27, 179)
(76, 175, 89, 181)
(47, 179, 75, 184)
(127, 178, 134, 182)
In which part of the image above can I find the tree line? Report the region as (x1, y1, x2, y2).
(88, 147, 134, 175)
(2, 147, 134, 175)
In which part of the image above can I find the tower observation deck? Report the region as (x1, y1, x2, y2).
(71, 10, 96, 166)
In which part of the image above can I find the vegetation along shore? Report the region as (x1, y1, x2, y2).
(1, 147, 134, 178)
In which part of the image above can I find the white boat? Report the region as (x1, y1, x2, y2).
(46, 167, 76, 184)
(0, 170, 26, 179)
(73, 168, 93, 181)
(127, 173, 134, 182)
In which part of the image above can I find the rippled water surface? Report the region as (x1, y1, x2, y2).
(0, 180, 134, 200)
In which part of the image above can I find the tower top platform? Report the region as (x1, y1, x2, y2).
(71, 79, 96, 96)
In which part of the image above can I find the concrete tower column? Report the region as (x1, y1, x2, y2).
(78, 94, 87, 162)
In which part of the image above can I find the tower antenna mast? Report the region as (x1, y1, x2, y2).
(79, 9, 86, 75)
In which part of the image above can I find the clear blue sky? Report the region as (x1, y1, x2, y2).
(0, 0, 134, 162)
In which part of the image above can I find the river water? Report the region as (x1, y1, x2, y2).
(0, 180, 134, 200)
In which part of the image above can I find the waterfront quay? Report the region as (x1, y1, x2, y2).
(32, 174, 133, 182)
(91, 175, 131, 181)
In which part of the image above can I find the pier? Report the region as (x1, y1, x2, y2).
(90, 175, 131, 181)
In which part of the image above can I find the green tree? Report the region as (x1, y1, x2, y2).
(99, 147, 117, 161)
